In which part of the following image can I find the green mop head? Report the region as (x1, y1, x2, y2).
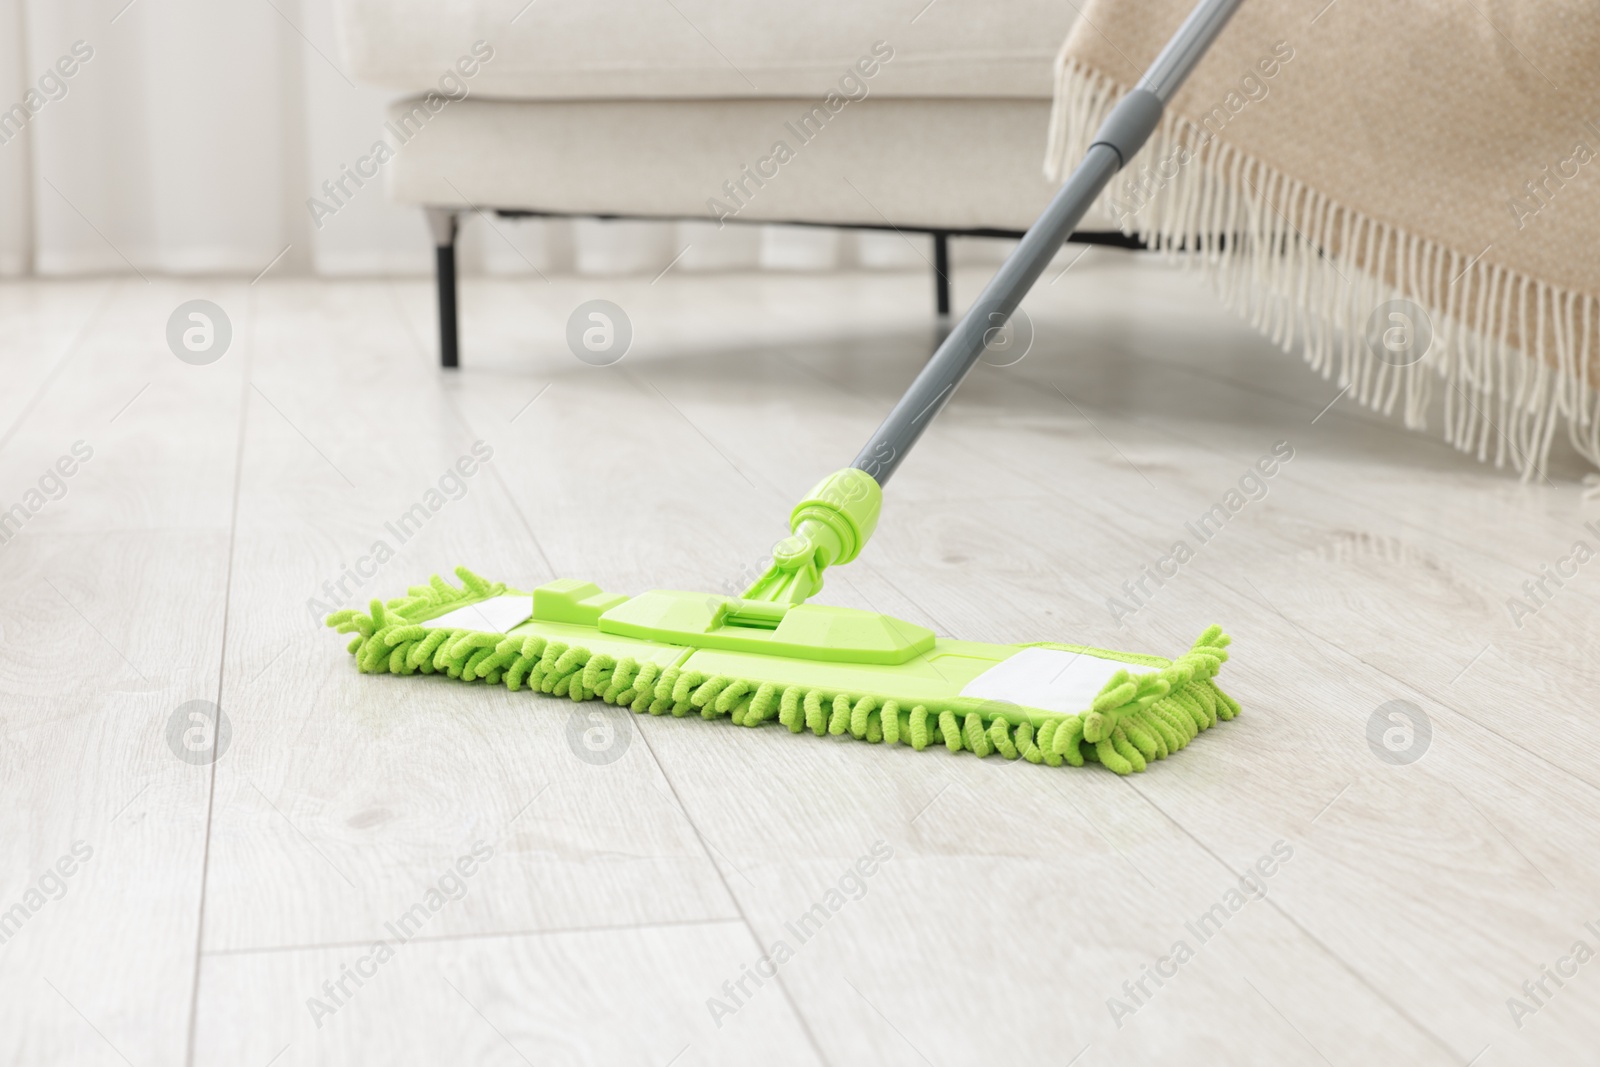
(325, 563, 1238, 775)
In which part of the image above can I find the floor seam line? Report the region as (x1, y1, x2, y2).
(633, 720, 836, 1067)
(181, 284, 255, 1067)
(1124, 778, 1466, 1064)
(198, 916, 747, 958)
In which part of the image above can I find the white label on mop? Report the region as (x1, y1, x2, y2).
(959, 648, 1132, 714)
(421, 594, 533, 634)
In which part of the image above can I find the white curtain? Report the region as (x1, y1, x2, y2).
(0, 0, 977, 279)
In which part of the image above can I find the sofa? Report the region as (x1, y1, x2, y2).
(331, 0, 1123, 366)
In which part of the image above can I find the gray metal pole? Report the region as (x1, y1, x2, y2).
(850, 0, 1243, 485)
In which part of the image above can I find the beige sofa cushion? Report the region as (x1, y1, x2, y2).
(381, 97, 1068, 231)
(335, 0, 1076, 100)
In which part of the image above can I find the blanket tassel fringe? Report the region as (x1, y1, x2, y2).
(1047, 58, 1600, 482)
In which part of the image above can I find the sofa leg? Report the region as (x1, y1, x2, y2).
(425, 207, 461, 369)
(933, 232, 951, 317)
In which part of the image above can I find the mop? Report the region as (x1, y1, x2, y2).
(328, 0, 1245, 774)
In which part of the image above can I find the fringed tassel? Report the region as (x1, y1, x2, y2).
(1045, 57, 1600, 481)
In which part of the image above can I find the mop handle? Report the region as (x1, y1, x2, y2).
(849, 0, 1243, 485)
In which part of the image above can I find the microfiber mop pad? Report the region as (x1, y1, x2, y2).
(327, 565, 1237, 775)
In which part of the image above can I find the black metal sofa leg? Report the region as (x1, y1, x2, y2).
(425, 207, 461, 369)
(933, 232, 951, 317)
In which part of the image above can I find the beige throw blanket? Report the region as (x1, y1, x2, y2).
(1047, 1, 1600, 478)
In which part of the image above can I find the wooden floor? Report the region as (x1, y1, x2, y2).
(2, 251, 1598, 1067)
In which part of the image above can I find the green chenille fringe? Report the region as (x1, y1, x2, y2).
(326, 566, 1241, 775)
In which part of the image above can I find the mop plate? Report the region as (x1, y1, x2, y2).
(327, 567, 1238, 774)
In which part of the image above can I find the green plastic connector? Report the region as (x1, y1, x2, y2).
(741, 467, 882, 605)
(596, 589, 934, 664)
(532, 579, 628, 626)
